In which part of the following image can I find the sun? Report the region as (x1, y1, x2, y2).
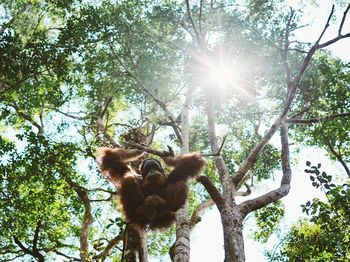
(208, 63, 234, 88)
(192, 51, 239, 90)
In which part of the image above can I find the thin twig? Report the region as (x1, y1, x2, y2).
(100, 97, 113, 118)
(201, 135, 227, 157)
(287, 112, 350, 125)
(339, 4, 350, 35)
(8, 103, 43, 133)
(93, 115, 118, 147)
(42, 248, 80, 261)
(109, 44, 183, 144)
(199, 0, 204, 37)
(316, 5, 335, 45)
(185, 0, 201, 43)
(55, 109, 92, 120)
(325, 139, 350, 178)
(93, 234, 124, 260)
(282, 8, 295, 87)
(235, 183, 252, 197)
(123, 140, 174, 158)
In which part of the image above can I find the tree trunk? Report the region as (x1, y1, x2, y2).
(172, 89, 191, 262)
(173, 203, 191, 262)
(220, 206, 245, 262)
(125, 224, 148, 262)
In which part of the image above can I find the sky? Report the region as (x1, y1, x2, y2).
(290, 0, 350, 61)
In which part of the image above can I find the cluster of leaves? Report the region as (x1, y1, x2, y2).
(253, 200, 284, 243)
(303, 161, 336, 192)
(270, 162, 350, 261)
(0, 132, 82, 259)
(148, 227, 175, 257)
(294, 55, 350, 173)
(224, 134, 280, 182)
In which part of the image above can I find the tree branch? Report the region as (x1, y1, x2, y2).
(90, 196, 115, 202)
(54, 109, 92, 120)
(93, 234, 124, 260)
(86, 187, 118, 194)
(8, 103, 43, 133)
(42, 248, 80, 261)
(189, 199, 214, 230)
(339, 4, 350, 35)
(185, 0, 201, 43)
(64, 178, 93, 261)
(325, 139, 350, 178)
(235, 183, 252, 197)
(13, 237, 33, 257)
(287, 112, 350, 125)
(13, 236, 44, 262)
(201, 135, 227, 157)
(56, 105, 118, 148)
(239, 123, 291, 216)
(205, 90, 234, 201)
(100, 97, 113, 118)
(282, 9, 295, 87)
(233, 4, 350, 187)
(32, 221, 41, 252)
(92, 115, 118, 147)
(109, 44, 183, 144)
(123, 140, 174, 158)
(199, 0, 204, 37)
(196, 176, 225, 210)
(315, 5, 335, 45)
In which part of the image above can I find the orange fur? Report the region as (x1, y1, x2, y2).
(97, 147, 205, 229)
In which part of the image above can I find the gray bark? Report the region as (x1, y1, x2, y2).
(221, 206, 245, 262)
(125, 225, 148, 262)
(173, 87, 191, 262)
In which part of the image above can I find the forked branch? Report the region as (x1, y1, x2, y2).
(233, 4, 350, 187)
(93, 234, 124, 260)
(201, 136, 227, 157)
(109, 44, 183, 144)
(239, 123, 291, 216)
(185, 0, 201, 43)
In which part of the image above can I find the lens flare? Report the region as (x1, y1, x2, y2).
(208, 63, 235, 88)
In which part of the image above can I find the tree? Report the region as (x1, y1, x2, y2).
(292, 55, 350, 178)
(176, 1, 350, 261)
(269, 164, 350, 261)
(1, 1, 350, 261)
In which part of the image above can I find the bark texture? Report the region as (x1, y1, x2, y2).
(172, 90, 191, 262)
(221, 206, 245, 262)
(125, 225, 148, 262)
